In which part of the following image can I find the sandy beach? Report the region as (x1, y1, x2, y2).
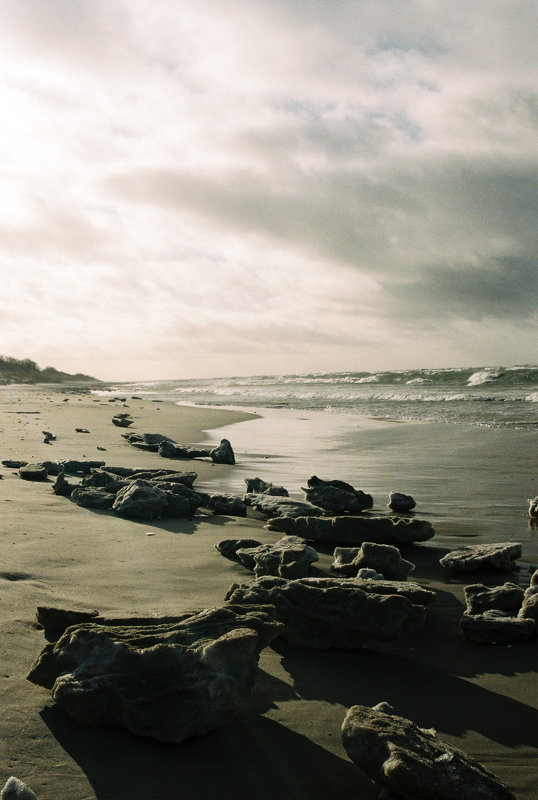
(0, 385, 536, 799)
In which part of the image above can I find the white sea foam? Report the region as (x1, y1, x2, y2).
(467, 370, 501, 386)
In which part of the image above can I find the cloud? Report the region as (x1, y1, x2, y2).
(0, 0, 536, 379)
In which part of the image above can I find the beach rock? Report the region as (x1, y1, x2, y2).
(388, 491, 416, 512)
(142, 433, 176, 446)
(332, 542, 415, 580)
(440, 543, 522, 572)
(216, 538, 263, 560)
(304, 476, 373, 514)
(460, 610, 535, 644)
(356, 568, 384, 579)
(528, 497, 538, 518)
(158, 440, 211, 459)
(518, 586, 538, 626)
(36, 606, 100, 637)
(209, 438, 235, 465)
(42, 430, 56, 443)
(19, 464, 48, 481)
(71, 486, 116, 510)
(2, 460, 27, 468)
(235, 536, 319, 579)
(112, 415, 133, 427)
(267, 515, 434, 545)
(244, 477, 289, 496)
(81, 469, 130, 493)
(151, 482, 204, 517)
(59, 460, 105, 476)
(52, 472, 74, 497)
(112, 480, 169, 518)
(225, 576, 426, 649)
(353, 578, 436, 606)
(75, 428, 90, 433)
(464, 583, 525, 615)
(341, 703, 516, 800)
(0, 776, 38, 799)
(204, 494, 247, 516)
(27, 604, 283, 743)
(246, 494, 324, 520)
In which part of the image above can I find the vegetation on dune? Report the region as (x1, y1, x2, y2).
(0, 356, 100, 384)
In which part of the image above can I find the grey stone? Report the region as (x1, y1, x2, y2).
(80, 469, 130, 492)
(460, 610, 535, 644)
(266, 514, 434, 545)
(27, 605, 283, 742)
(36, 606, 100, 636)
(204, 494, 247, 516)
(528, 496, 538, 518)
(112, 480, 169, 518)
(2, 460, 27, 468)
(353, 578, 436, 606)
(518, 587, 538, 626)
(142, 433, 177, 445)
(71, 487, 116, 510)
(52, 472, 74, 497)
(209, 438, 235, 464)
(304, 475, 373, 513)
(332, 542, 415, 580)
(0, 777, 38, 800)
(388, 491, 416, 512)
(244, 477, 289, 496)
(463, 583, 525, 615)
(341, 703, 516, 800)
(440, 543, 522, 572)
(112, 415, 133, 427)
(216, 539, 263, 560)
(246, 494, 323, 520)
(19, 464, 48, 481)
(234, 536, 319, 579)
(225, 576, 426, 649)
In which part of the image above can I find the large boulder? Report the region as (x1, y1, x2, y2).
(388, 491, 416, 512)
(266, 515, 434, 545)
(225, 576, 426, 649)
(209, 438, 235, 465)
(303, 475, 373, 513)
(341, 702, 516, 800)
(244, 477, 289, 496)
(0, 776, 38, 799)
(27, 605, 283, 743)
(440, 543, 522, 572)
(332, 542, 415, 580)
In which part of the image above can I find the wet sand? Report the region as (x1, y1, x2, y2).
(0, 385, 536, 799)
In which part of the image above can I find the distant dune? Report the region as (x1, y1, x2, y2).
(0, 355, 100, 384)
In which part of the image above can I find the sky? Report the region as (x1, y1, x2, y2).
(0, 0, 536, 381)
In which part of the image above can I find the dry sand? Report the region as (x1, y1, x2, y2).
(0, 385, 536, 799)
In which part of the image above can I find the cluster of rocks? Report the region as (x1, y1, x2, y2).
(460, 570, 538, 644)
(121, 431, 236, 464)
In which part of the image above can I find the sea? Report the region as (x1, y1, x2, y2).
(95, 366, 537, 559)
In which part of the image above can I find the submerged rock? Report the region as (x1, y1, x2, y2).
(267, 514, 434, 545)
(225, 576, 426, 649)
(341, 703, 516, 800)
(440, 543, 522, 572)
(388, 491, 416, 512)
(332, 542, 415, 580)
(27, 605, 283, 743)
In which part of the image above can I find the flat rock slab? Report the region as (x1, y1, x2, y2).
(341, 703, 516, 800)
(19, 464, 48, 481)
(221, 536, 319, 579)
(27, 604, 283, 743)
(464, 582, 524, 615)
(246, 494, 324, 519)
(225, 576, 426, 649)
(353, 578, 436, 606)
(460, 610, 535, 644)
(266, 515, 434, 545)
(440, 543, 522, 572)
(332, 542, 415, 580)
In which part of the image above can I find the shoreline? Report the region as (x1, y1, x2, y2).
(0, 385, 536, 799)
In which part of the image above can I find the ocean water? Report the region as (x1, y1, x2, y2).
(95, 366, 537, 559)
(102, 365, 538, 429)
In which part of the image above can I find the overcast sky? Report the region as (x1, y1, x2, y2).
(1, 0, 536, 381)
